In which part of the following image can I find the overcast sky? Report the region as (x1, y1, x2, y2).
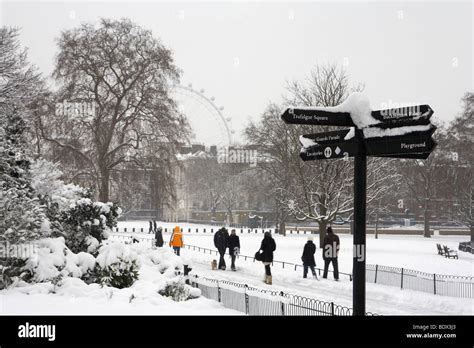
(1, 1, 472, 145)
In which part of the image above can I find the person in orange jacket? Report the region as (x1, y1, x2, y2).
(169, 226, 184, 256)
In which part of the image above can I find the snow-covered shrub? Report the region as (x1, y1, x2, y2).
(0, 258, 32, 289)
(158, 277, 199, 302)
(60, 198, 121, 253)
(24, 237, 96, 283)
(30, 159, 84, 211)
(93, 243, 139, 289)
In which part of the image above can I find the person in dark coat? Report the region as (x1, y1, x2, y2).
(227, 229, 240, 271)
(301, 236, 318, 279)
(148, 220, 153, 234)
(258, 231, 276, 285)
(214, 227, 229, 270)
(155, 226, 164, 247)
(322, 226, 340, 280)
(153, 220, 158, 233)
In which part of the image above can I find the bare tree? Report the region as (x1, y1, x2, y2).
(36, 18, 189, 202)
(448, 93, 474, 240)
(399, 134, 451, 238)
(246, 63, 398, 246)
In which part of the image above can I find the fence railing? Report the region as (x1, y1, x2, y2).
(187, 274, 377, 316)
(109, 234, 474, 299)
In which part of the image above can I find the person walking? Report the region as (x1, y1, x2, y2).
(155, 226, 164, 248)
(153, 220, 158, 233)
(301, 236, 318, 279)
(258, 231, 276, 285)
(228, 229, 240, 271)
(322, 227, 340, 280)
(214, 227, 229, 270)
(169, 226, 184, 256)
(148, 220, 153, 234)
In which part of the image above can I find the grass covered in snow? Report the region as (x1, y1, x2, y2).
(117, 221, 473, 277)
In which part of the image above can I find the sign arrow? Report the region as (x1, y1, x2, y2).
(281, 107, 356, 127)
(370, 104, 433, 128)
(299, 129, 353, 146)
(300, 140, 356, 161)
(364, 126, 437, 157)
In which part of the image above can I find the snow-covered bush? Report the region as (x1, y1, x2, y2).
(30, 159, 84, 211)
(0, 258, 32, 290)
(158, 277, 199, 302)
(60, 198, 121, 254)
(24, 237, 96, 284)
(93, 243, 139, 289)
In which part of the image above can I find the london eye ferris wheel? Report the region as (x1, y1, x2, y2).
(171, 83, 235, 148)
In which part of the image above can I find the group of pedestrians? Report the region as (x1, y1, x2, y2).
(149, 221, 183, 256)
(214, 227, 240, 271)
(148, 221, 340, 285)
(301, 227, 340, 281)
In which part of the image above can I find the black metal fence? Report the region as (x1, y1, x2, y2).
(109, 234, 474, 299)
(365, 264, 473, 298)
(187, 275, 373, 316)
(181, 244, 474, 299)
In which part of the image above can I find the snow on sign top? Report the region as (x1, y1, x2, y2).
(282, 93, 380, 129)
(317, 93, 378, 129)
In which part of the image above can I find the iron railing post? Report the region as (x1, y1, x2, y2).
(401, 268, 404, 289)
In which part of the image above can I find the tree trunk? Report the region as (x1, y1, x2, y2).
(318, 221, 327, 249)
(423, 201, 431, 238)
(279, 220, 286, 236)
(470, 223, 473, 243)
(227, 209, 232, 225)
(375, 213, 379, 239)
(98, 168, 110, 202)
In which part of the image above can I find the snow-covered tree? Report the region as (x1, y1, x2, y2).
(0, 27, 46, 244)
(36, 18, 189, 202)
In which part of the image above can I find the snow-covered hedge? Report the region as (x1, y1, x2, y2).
(25, 237, 96, 283)
(93, 243, 139, 289)
(60, 198, 121, 254)
(3, 237, 201, 306)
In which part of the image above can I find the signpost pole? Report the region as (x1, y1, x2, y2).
(353, 129, 367, 316)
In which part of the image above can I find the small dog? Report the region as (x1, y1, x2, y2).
(211, 259, 217, 270)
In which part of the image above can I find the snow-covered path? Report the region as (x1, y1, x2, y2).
(183, 246, 473, 315)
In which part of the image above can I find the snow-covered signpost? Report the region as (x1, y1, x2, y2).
(281, 93, 437, 316)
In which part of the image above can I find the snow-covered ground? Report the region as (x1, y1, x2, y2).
(0, 238, 240, 316)
(108, 221, 474, 315)
(0, 280, 240, 315)
(117, 221, 474, 277)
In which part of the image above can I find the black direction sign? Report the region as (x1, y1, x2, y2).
(371, 104, 433, 128)
(282, 107, 356, 127)
(364, 126, 437, 157)
(299, 129, 353, 146)
(300, 139, 356, 161)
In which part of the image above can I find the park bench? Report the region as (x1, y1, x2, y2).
(436, 243, 446, 256)
(443, 245, 458, 259)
